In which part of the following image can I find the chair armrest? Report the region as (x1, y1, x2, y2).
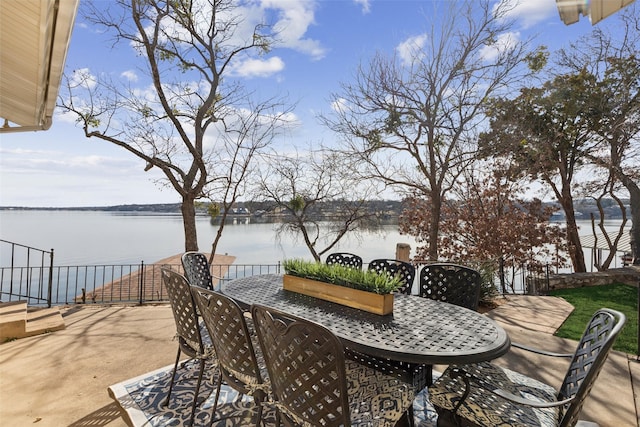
(492, 388, 574, 408)
(511, 341, 574, 358)
(449, 367, 574, 411)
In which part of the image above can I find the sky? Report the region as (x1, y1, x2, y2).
(0, 0, 635, 207)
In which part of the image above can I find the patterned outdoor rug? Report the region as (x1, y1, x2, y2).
(108, 359, 439, 426)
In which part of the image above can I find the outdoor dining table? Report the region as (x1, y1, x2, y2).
(223, 274, 511, 366)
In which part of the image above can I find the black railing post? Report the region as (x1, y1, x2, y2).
(26, 248, 31, 302)
(9, 243, 15, 296)
(499, 257, 506, 294)
(545, 263, 550, 295)
(139, 261, 145, 305)
(637, 277, 639, 361)
(47, 249, 54, 307)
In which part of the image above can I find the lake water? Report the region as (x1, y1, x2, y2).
(0, 210, 629, 269)
(0, 210, 418, 266)
(0, 210, 631, 304)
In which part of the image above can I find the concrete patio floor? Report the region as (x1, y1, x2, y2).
(0, 295, 637, 426)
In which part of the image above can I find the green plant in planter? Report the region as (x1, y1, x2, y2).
(283, 258, 402, 295)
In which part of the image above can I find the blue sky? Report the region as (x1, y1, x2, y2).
(0, 0, 631, 207)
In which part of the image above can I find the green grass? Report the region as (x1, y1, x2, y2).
(550, 283, 638, 355)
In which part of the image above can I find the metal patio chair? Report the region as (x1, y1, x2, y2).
(429, 308, 626, 427)
(191, 286, 270, 426)
(368, 258, 416, 295)
(418, 263, 482, 311)
(161, 268, 216, 426)
(325, 252, 363, 269)
(182, 251, 219, 291)
(251, 304, 416, 427)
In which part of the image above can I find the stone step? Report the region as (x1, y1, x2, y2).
(0, 301, 28, 340)
(24, 307, 66, 336)
(0, 301, 65, 341)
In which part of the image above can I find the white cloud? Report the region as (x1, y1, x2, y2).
(0, 148, 52, 156)
(55, 109, 81, 125)
(396, 34, 428, 66)
(262, 0, 327, 60)
(1, 150, 138, 174)
(121, 70, 138, 82)
(231, 56, 285, 78)
(479, 31, 520, 61)
(497, 0, 557, 29)
(0, 149, 170, 206)
(354, 0, 371, 14)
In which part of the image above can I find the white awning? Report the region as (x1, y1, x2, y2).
(580, 229, 631, 252)
(0, 0, 79, 133)
(556, 0, 636, 25)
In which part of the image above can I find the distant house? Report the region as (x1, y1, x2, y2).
(228, 207, 250, 216)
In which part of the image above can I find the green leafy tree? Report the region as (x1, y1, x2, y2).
(556, 8, 640, 266)
(481, 6, 640, 269)
(479, 71, 600, 272)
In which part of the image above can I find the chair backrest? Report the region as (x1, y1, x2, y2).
(325, 252, 363, 269)
(191, 286, 266, 395)
(251, 304, 351, 427)
(181, 251, 214, 290)
(368, 258, 415, 295)
(161, 268, 203, 355)
(558, 308, 626, 427)
(418, 263, 481, 311)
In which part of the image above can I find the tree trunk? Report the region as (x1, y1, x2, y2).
(429, 193, 441, 261)
(560, 191, 587, 272)
(181, 197, 199, 252)
(622, 177, 640, 266)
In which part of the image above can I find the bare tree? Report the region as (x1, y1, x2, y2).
(321, 0, 538, 261)
(58, 0, 292, 252)
(581, 177, 630, 270)
(202, 98, 295, 261)
(255, 149, 382, 262)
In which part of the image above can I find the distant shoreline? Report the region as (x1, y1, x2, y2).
(0, 203, 183, 212)
(0, 197, 631, 220)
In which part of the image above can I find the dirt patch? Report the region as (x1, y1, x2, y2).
(478, 296, 509, 314)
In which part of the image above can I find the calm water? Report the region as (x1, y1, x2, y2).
(0, 210, 417, 266)
(0, 210, 629, 269)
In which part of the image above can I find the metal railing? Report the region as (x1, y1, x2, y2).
(1, 261, 281, 306)
(0, 239, 54, 307)
(1, 239, 564, 307)
(1, 255, 548, 308)
(496, 258, 552, 295)
(3, 259, 540, 307)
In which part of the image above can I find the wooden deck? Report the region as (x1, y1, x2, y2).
(78, 253, 236, 303)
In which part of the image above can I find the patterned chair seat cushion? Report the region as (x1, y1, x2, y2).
(285, 358, 416, 427)
(429, 361, 560, 427)
(345, 358, 416, 426)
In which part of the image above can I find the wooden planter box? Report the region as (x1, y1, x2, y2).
(282, 274, 394, 315)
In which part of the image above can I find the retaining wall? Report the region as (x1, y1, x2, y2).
(546, 266, 640, 292)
